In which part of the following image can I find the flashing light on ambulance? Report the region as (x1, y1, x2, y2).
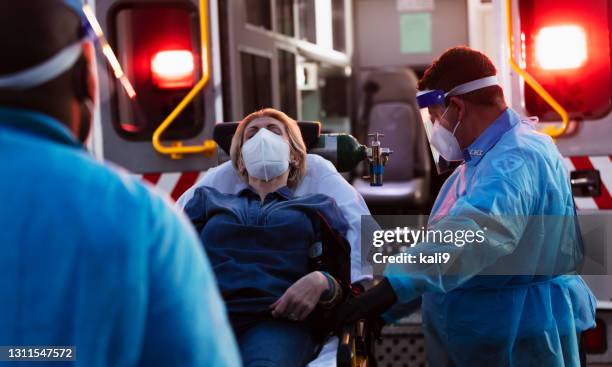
(151, 50, 195, 89)
(518, 0, 611, 120)
(535, 25, 587, 70)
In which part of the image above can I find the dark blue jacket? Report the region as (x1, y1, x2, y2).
(184, 185, 349, 314)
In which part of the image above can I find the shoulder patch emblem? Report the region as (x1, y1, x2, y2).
(491, 152, 525, 174)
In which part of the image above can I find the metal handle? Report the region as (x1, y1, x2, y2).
(570, 177, 593, 186)
(570, 169, 601, 197)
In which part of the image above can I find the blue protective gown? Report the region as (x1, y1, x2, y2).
(384, 108, 596, 366)
(0, 107, 240, 367)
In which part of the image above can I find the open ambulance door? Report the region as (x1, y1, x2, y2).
(92, 0, 222, 198)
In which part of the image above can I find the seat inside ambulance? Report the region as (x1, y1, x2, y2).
(352, 69, 432, 214)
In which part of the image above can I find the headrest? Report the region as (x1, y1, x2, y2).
(363, 69, 419, 105)
(213, 121, 322, 155)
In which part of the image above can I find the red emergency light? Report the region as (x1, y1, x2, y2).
(151, 50, 195, 89)
(519, 0, 611, 120)
(109, 4, 203, 140)
(535, 25, 587, 70)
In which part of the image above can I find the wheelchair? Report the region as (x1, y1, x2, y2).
(210, 121, 380, 367)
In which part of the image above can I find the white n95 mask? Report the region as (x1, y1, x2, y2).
(430, 107, 464, 161)
(241, 128, 290, 181)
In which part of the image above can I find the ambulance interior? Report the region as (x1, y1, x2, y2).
(85, 0, 612, 365)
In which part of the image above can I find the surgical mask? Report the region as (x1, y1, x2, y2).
(241, 128, 290, 181)
(430, 106, 464, 161)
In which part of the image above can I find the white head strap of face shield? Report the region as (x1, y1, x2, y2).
(445, 75, 499, 98)
(0, 41, 84, 90)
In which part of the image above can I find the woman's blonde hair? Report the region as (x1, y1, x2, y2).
(230, 108, 307, 189)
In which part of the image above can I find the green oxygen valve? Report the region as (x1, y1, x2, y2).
(310, 132, 392, 186)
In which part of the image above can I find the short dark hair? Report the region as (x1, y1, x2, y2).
(418, 46, 504, 106)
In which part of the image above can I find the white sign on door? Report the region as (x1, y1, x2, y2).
(397, 0, 435, 12)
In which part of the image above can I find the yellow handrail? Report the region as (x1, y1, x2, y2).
(505, 0, 570, 138)
(152, 0, 217, 158)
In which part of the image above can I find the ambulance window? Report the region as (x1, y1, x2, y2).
(321, 74, 349, 118)
(278, 49, 298, 118)
(276, 0, 295, 37)
(332, 0, 346, 52)
(241, 52, 273, 115)
(246, 0, 272, 30)
(109, 4, 204, 141)
(298, 0, 317, 43)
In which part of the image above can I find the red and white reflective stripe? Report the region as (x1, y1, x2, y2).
(138, 171, 206, 201)
(135, 156, 612, 209)
(563, 155, 612, 210)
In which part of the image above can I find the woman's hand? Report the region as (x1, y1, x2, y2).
(270, 271, 328, 321)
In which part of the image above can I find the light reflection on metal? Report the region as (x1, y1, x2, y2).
(82, 4, 136, 99)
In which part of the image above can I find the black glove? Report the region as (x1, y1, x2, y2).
(333, 277, 397, 329)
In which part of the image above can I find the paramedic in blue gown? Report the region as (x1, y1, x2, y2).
(334, 47, 596, 367)
(184, 108, 350, 367)
(0, 1, 238, 366)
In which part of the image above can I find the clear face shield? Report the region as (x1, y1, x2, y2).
(416, 75, 500, 175)
(416, 90, 453, 175)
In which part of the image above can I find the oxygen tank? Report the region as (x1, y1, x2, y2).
(309, 134, 367, 173)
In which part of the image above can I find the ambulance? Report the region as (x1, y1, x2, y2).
(86, 0, 612, 364)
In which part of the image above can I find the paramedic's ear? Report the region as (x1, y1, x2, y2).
(71, 41, 96, 143)
(448, 96, 466, 122)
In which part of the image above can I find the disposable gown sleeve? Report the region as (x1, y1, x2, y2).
(139, 196, 240, 367)
(384, 153, 537, 314)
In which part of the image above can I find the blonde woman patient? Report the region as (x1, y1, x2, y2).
(183, 108, 350, 367)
